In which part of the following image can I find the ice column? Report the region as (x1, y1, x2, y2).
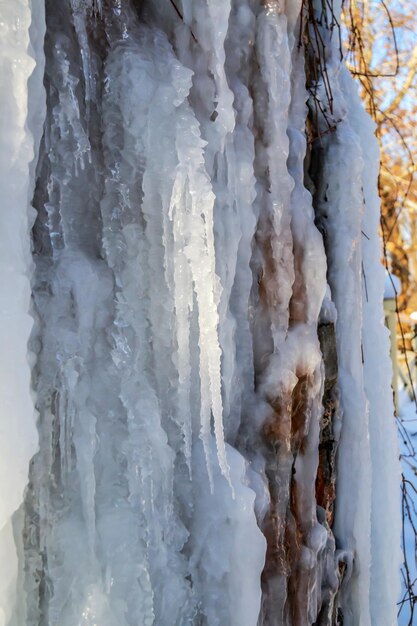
(310, 1, 402, 623)
(0, 1, 45, 623)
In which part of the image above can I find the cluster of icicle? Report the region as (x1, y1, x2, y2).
(0, 0, 402, 625)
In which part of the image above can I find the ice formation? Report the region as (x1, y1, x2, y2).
(0, 0, 402, 625)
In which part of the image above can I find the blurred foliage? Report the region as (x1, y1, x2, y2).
(343, 0, 417, 313)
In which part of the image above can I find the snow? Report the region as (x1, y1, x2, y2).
(0, 0, 403, 624)
(398, 392, 417, 626)
(384, 272, 402, 300)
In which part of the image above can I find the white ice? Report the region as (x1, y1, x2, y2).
(0, 1, 403, 625)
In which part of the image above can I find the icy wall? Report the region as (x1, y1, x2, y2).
(0, 0, 401, 625)
(0, 0, 45, 623)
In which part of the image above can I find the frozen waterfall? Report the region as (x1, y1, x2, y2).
(0, 0, 402, 625)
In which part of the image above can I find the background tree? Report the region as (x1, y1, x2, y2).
(343, 0, 417, 310)
(343, 3, 417, 623)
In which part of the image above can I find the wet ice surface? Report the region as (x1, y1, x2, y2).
(0, 0, 401, 625)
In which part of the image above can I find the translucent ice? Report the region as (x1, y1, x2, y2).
(0, 1, 402, 625)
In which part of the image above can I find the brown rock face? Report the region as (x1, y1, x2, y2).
(316, 323, 339, 527)
(259, 324, 342, 625)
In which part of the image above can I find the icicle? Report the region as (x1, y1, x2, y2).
(342, 68, 402, 626)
